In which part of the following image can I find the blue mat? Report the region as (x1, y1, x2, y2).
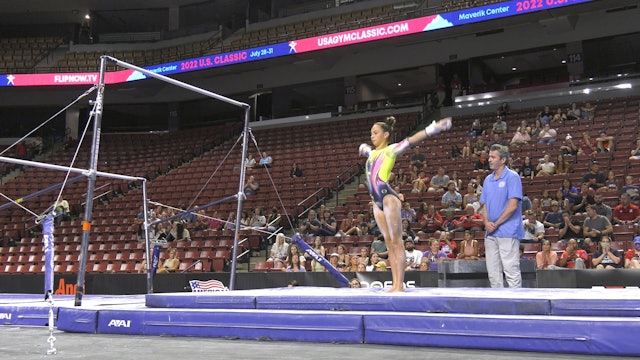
(5, 288, 640, 356)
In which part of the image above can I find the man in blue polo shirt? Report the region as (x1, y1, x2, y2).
(480, 144, 524, 288)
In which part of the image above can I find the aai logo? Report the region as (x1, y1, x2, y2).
(107, 319, 131, 328)
(0, 313, 12, 320)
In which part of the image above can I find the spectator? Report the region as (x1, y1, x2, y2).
(450, 170, 463, 190)
(522, 210, 545, 243)
(284, 253, 306, 272)
(535, 239, 557, 269)
(474, 151, 490, 172)
(375, 261, 388, 272)
(156, 247, 180, 274)
(404, 238, 423, 270)
(441, 181, 462, 210)
(410, 147, 426, 170)
(629, 139, 640, 160)
(582, 161, 606, 192)
(418, 257, 430, 271)
(613, 193, 640, 225)
(452, 205, 484, 232)
(555, 154, 571, 176)
(491, 115, 507, 136)
(299, 210, 321, 237)
(169, 221, 191, 242)
(510, 126, 531, 146)
(566, 103, 582, 120)
(410, 170, 429, 194)
(560, 134, 579, 156)
(473, 138, 487, 156)
(591, 236, 622, 269)
(456, 230, 479, 260)
(54, 198, 72, 225)
(535, 154, 555, 177)
(490, 132, 508, 147)
(602, 170, 620, 193)
(558, 211, 582, 243)
(550, 238, 587, 269)
(335, 244, 350, 270)
(284, 244, 306, 270)
(539, 189, 553, 207)
(624, 236, 640, 269)
(266, 206, 281, 233)
(560, 178, 579, 205)
(537, 106, 553, 125)
(250, 207, 267, 229)
(461, 140, 471, 158)
(518, 156, 535, 179)
(577, 132, 596, 156)
(224, 211, 236, 230)
(553, 107, 567, 123)
(428, 167, 449, 193)
(621, 175, 640, 203)
(339, 210, 361, 236)
(243, 175, 259, 196)
(309, 236, 325, 272)
(317, 209, 338, 236)
(329, 253, 341, 270)
(371, 235, 389, 259)
(581, 102, 597, 120)
(575, 182, 596, 213)
(595, 130, 615, 153)
(257, 151, 273, 168)
(366, 252, 382, 271)
(244, 153, 256, 169)
(422, 238, 448, 271)
(583, 205, 613, 249)
(391, 168, 408, 187)
(529, 119, 543, 139)
(469, 118, 484, 137)
(193, 209, 210, 231)
(537, 123, 557, 144)
(543, 201, 563, 229)
(290, 162, 303, 177)
(401, 218, 416, 241)
(462, 183, 480, 211)
(593, 193, 612, 222)
(441, 210, 457, 232)
(418, 204, 443, 234)
(240, 210, 251, 228)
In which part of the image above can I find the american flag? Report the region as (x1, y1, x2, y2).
(189, 279, 228, 292)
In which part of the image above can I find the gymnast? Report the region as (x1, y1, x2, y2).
(359, 115, 452, 291)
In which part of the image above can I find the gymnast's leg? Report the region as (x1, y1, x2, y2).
(373, 195, 405, 292)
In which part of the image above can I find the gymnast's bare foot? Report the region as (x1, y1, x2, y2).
(386, 285, 405, 293)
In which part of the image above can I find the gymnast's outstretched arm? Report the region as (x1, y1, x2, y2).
(406, 117, 452, 145)
(359, 117, 452, 156)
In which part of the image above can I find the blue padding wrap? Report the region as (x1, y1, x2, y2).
(291, 234, 350, 287)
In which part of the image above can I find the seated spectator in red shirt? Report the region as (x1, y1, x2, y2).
(549, 239, 588, 269)
(417, 204, 443, 234)
(624, 236, 640, 269)
(451, 205, 484, 232)
(612, 193, 640, 225)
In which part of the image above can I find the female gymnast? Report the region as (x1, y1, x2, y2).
(359, 116, 451, 291)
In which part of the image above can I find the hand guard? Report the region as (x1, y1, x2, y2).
(359, 143, 372, 157)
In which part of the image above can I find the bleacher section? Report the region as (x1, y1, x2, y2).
(1, 94, 639, 275)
